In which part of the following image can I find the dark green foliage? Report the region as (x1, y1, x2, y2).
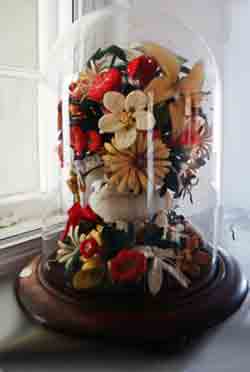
(78, 220, 97, 235)
(87, 45, 128, 68)
(180, 65, 191, 74)
(143, 223, 164, 246)
(101, 223, 136, 260)
(78, 99, 103, 132)
(141, 223, 179, 250)
(153, 102, 172, 140)
(160, 170, 179, 196)
(64, 250, 81, 280)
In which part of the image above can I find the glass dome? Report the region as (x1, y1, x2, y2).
(41, 1, 221, 296)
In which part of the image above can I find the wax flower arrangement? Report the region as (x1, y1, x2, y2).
(50, 42, 212, 296)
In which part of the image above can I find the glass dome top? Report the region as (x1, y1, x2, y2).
(41, 2, 221, 296)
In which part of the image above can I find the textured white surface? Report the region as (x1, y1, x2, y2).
(0, 76, 40, 196)
(0, 0, 38, 69)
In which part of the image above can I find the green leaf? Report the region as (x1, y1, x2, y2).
(160, 170, 179, 194)
(101, 223, 135, 260)
(104, 45, 128, 63)
(78, 220, 97, 235)
(64, 250, 81, 280)
(87, 45, 127, 68)
(181, 65, 191, 74)
(153, 102, 172, 138)
(142, 223, 164, 246)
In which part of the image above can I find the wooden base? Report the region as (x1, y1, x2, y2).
(15, 250, 248, 344)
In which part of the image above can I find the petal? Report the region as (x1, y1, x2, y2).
(134, 111, 155, 130)
(179, 60, 204, 94)
(125, 90, 148, 112)
(114, 127, 137, 150)
(103, 91, 125, 114)
(98, 114, 124, 133)
(161, 261, 191, 288)
(148, 258, 163, 296)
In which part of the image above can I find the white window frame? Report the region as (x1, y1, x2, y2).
(0, 1, 73, 248)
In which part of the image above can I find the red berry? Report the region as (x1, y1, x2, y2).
(177, 127, 202, 147)
(110, 249, 147, 283)
(87, 130, 102, 152)
(61, 202, 84, 241)
(127, 55, 158, 87)
(80, 238, 99, 259)
(70, 127, 87, 155)
(69, 82, 77, 92)
(57, 101, 62, 131)
(88, 68, 122, 102)
(153, 129, 161, 140)
(57, 142, 64, 168)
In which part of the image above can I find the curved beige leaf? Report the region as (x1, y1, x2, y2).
(148, 258, 163, 296)
(161, 261, 190, 288)
(125, 90, 148, 112)
(144, 76, 176, 104)
(141, 42, 180, 83)
(169, 98, 185, 138)
(114, 126, 137, 149)
(179, 60, 205, 95)
(134, 111, 155, 130)
(103, 91, 125, 114)
(98, 113, 124, 133)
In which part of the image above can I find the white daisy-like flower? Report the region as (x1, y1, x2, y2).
(136, 245, 190, 295)
(98, 90, 155, 150)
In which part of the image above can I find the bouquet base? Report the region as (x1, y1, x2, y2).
(15, 249, 248, 344)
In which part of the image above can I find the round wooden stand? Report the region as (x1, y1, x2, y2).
(15, 250, 248, 344)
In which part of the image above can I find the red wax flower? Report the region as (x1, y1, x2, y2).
(153, 129, 161, 140)
(127, 55, 158, 87)
(70, 127, 102, 155)
(70, 127, 87, 155)
(87, 130, 102, 152)
(173, 126, 202, 147)
(61, 203, 98, 241)
(80, 238, 99, 259)
(88, 68, 122, 102)
(110, 249, 147, 283)
(61, 202, 84, 241)
(81, 204, 98, 222)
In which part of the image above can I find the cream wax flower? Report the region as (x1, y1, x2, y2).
(98, 90, 155, 150)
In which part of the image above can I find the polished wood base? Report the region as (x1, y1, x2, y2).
(15, 250, 248, 343)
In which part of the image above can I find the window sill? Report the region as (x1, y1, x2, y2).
(0, 236, 41, 277)
(0, 218, 42, 277)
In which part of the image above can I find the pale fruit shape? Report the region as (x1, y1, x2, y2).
(179, 60, 204, 94)
(141, 42, 180, 83)
(103, 91, 125, 114)
(89, 184, 172, 223)
(125, 90, 148, 112)
(144, 76, 176, 104)
(169, 98, 186, 138)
